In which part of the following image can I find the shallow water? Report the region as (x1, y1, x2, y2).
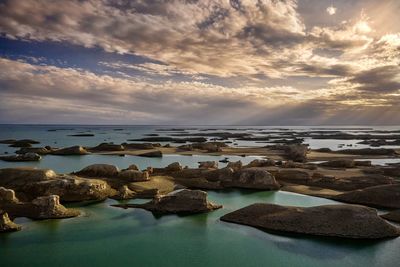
(1, 125, 400, 267)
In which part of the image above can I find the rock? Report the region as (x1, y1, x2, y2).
(227, 160, 242, 171)
(285, 144, 308, 162)
(121, 143, 155, 150)
(52, 146, 89, 155)
(0, 167, 114, 202)
(112, 185, 136, 200)
(127, 164, 139, 171)
(198, 161, 218, 169)
(7, 139, 40, 148)
(75, 164, 120, 178)
(15, 147, 51, 155)
(245, 159, 275, 168)
(30, 195, 80, 219)
(112, 189, 222, 214)
(118, 170, 149, 182)
(0, 153, 41, 162)
(0, 210, 21, 232)
(89, 143, 125, 152)
(333, 184, 400, 209)
(222, 168, 280, 190)
(220, 203, 400, 239)
(381, 210, 400, 223)
(320, 159, 355, 168)
(137, 150, 162, 157)
(354, 161, 372, 167)
(0, 187, 19, 203)
(68, 134, 95, 137)
(274, 169, 311, 182)
(166, 162, 183, 172)
(338, 148, 397, 156)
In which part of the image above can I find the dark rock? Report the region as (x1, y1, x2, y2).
(222, 168, 280, 190)
(381, 210, 400, 223)
(137, 150, 162, 157)
(221, 203, 400, 239)
(88, 143, 124, 152)
(198, 161, 218, 169)
(333, 184, 400, 209)
(112, 189, 222, 214)
(15, 147, 51, 155)
(0, 153, 41, 162)
(75, 164, 119, 178)
(320, 159, 355, 168)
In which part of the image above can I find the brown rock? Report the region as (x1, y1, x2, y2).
(221, 203, 400, 239)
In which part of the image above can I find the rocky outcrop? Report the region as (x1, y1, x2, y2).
(112, 189, 222, 214)
(75, 164, 119, 178)
(0, 153, 41, 162)
(221, 203, 400, 239)
(0, 187, 19, 203)
(0, 210, 21, 232)
(274, 169, 311, 182)
(137, 150, 162, 157)
(118, 170, 149, 182)
(88, 143, 124, 152)
(221, 168, 280, 190)
(51, 146, 89, 155)
(0, 167, 114, 202)
(198, 161, 218, 169)
(333, 184, 400, 209)
(15, 147, 52, 155)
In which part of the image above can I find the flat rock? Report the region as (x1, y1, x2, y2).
(0, 153, 41, 162)
(137, 150, 162, 157)
(221, 203, 400, 239)
(112, 189, 222, 214)
(51, 146, 89, 155)
(334, 184, 400, 209)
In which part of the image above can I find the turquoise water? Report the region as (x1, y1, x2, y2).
(1, 125, 400, 267)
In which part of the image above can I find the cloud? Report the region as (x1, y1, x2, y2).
(326, 6, 337, 16)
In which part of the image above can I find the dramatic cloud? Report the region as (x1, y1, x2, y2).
(0, 0, 399, 124)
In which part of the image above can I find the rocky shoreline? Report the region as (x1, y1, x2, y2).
(1, 130, 400, 239)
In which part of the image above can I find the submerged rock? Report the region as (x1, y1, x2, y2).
(137, 150, 162, 157)
(112, 189, 222, 214)
(0, 210, 21, 233)
(221, 203, 400, 239)
(333, 184, 400, 209)
(0, 153, 41, 162)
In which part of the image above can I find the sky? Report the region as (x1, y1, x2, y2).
(0, 0, 399, 125)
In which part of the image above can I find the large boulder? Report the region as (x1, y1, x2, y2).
(51, 146, 89, 155)
(89, 143, 125, 152)
(221, 203, 400, 239)
(0, 210, 21, 233)
(0, 153, 41, 162)
(75, 164, 119, 178)
(0, 187, 19, 203)
(222, 168, 280, 190)
(118, 170, 149, 182)
(112, 189, 222, 214)
(0, 167, 113, 202)
(333, 184, 400, 209)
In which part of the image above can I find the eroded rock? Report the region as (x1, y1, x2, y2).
(221, 203, 400, 239)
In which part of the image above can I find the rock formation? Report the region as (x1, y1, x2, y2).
(112, 189, 222, 214)
(221, 203, 400, 239)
